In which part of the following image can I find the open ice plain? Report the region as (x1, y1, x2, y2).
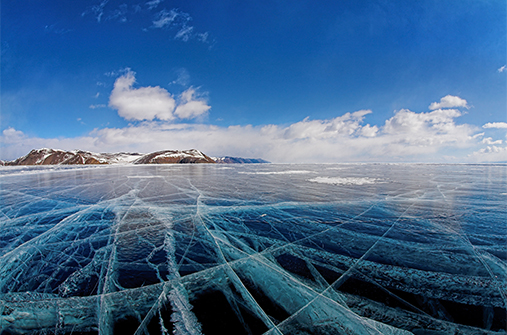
(0, 163, 506, 334)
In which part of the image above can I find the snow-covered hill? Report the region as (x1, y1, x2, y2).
(2, 148, 269, 165)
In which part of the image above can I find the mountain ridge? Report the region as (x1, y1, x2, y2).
(1, 148, 269, 166)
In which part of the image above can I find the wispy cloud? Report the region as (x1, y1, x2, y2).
(82, 0, 109, 22)
(170, 68, 191, 86)
(108, 3, 128, 23)
(44, 24, 72, 35)
(498, 65, 506, 73)
(82, 2, 211, 43)
(175, 26, 194, 42)
(197, 32, 209, 43)
(146, 0, 163, 10)
(81, 1, 130, 23)
(89, 104, 106, 109)
(151, 8, 210, 43)
(152, 8, 180, 28)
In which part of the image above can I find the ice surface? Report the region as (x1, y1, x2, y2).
(0, 163, 506, 334)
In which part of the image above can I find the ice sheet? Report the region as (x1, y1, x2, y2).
(0, 163, 506, 334)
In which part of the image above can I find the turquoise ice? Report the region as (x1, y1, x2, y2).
(0, 164, 506, 334)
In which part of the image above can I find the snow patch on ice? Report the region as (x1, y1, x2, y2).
(308, 176, 383, 185)
(239, 170, 314, 175)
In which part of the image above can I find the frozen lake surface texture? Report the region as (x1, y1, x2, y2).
(0, 164, 506, 335)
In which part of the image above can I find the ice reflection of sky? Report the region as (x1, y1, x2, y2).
(0, 164, 506, 334)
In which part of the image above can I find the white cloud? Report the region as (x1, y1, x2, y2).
(108, 69, 210, 122)
(170, 68, 190, 86)
(429, 95, 469, 110)
(1, 127, 25, 144)
(2, 93, 503, 163)
(89, 104, 106, 109)
(383, 108, 465, 137)
(358, 124, 378, 137)
(282, 110, 374, 140)
(82, 1, 130, 23)
(108, 4, 128, 23)
(0, 128, 100, 161)
(146, 0, 163, 10)
(197, 32, 209, 43)
(481, 137, 502, 145)
(174, 88, 211, 119)
(151, 8, 210, 43)
(1, 105, 481, 163)
(469, 145, 507, 162)
(175, 26, 194, 42)
(109, 69, 176, 121)
(483, 122, 507, 129)
(498, 65, 506, 73)
(44, 24, 72, 35)
(152, 8, 179, 28)
(82, 0, 109, 22)
(83, 3, 210, 44)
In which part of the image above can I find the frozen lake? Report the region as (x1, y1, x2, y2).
(0, 163, 506, 334)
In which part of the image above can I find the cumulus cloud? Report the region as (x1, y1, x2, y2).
(358, 124, 379, 137)
(1, 127, 25, 144)
(1, 105, 481, 163)
(0, 128, 101, 161)
(469, 145, 507, 162)
(372, 108, 477, 158)
(108, 69, 211, 122)
(383, 108, 463, 134)
(481, 137, 502, 145)
(429, 95, 469, 110)
(2, 91, 503, 163)
(483, 122, 507, 129)
(282, 110, 374, 140)
(109, 69, 176, 121)
(174, 88, 211, 119)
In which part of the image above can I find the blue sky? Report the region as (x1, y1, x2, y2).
(1, 0, 506, 162)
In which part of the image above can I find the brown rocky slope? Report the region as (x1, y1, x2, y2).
(1, 148, 268, 165)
